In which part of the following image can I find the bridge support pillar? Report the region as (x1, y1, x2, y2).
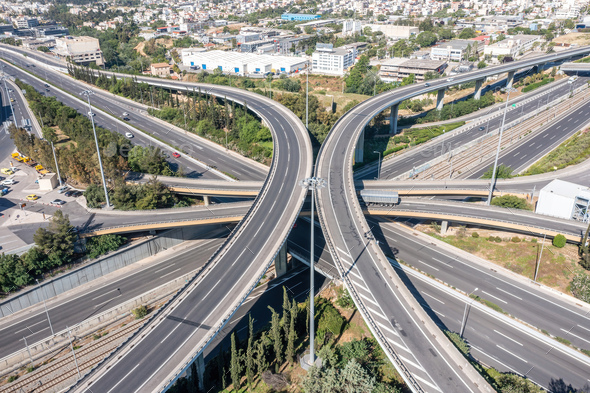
(441, 220, 449, 235)
(506, 71, 515, 89)
(203, 195, 211, 206)
(474, 78, 484, 100)
(389, 104, 399, 134)
(196, 352, 205, 391)
(436, 89, 445, 110)
(355, 129, 365, 163)
(274, 243, 288, 278)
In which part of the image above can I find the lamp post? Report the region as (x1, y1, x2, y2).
(36, 279, 54, 336)
(486, 87, 516, 205)
(299, 176, 326, 367)
(306, 64, 309, 129)
(67, 327, 81, 379)
(460, 287, 478, 337)
(373, 150, 381, 179)
(80, 90, 110, 208)
(51, 141, 63, 187)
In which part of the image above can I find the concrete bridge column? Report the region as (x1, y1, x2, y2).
(203, 195, 211, 206)
(185, 353, 205, 390)
(389, 104, 399, 134)
(441, 220, 449, 235)
(474, 78, 484, 100)
(274, 243, 288, 278)
(506, 71, 515, 89)
(436, 89, 445, 110)
(355, 129, 365, 163)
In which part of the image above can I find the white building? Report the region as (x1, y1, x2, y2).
(311, 43, 357, 76)
(484, 34, 542, 60)
(55, 36, 103, 65)
(14, 17, 38, 29)
(181, 50, 308, 75)
(365, 25, 418, 39)
(342, 20, 362, 36)
(430, 40, 478, 62)
(536, 179, 590, 222)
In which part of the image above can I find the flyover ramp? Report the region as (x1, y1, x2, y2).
(68, 82, 313, 391)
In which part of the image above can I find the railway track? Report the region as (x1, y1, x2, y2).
(0, 318, 146, 393)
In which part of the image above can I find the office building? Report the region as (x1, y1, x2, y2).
(484, 34, 541, 60)
(379, 58, 447, 82)
(14, 17, 38, 29)
(430, 40, 478, 61)
(311, 43, 357, 76)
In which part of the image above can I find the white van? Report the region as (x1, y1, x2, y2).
(568, 76, 577, 84)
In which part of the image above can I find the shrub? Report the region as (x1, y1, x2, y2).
(511, 237, 521, 243)
(494, 236, 502, 243)
(445, 330, 470, 356)
(132, 305, 149, 319)
(317, 298, 346, 338)
(471, 232, 479, 238)
(7, 375, 18, 382)
(570, 273, 590, 303)
(27, 366, 35, 373)
(336, 287, 355, 310)
(488, 236, 495, 242)
(531, 238, 538, 243)
(555, 336, 571, 346)
(552, 234, 566, 248)
(490, 195, 530, 210)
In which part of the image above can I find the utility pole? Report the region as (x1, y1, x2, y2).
(487, 87, 516, 205)
(67, 327, 81, 380)
(300, 177, 326, 367)
(306, 64, 309, 129)
(80, 90, 110, 208)
(51, 142, 63, 187)
(460, 287, 478, 337)
(534, 234, 546, 282)
(36, 279, 54, 336)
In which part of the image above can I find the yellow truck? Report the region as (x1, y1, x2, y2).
(34, 164, 49, 175)
(11, 152, 23, 162)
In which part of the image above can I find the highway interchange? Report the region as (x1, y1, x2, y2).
(0, 45, 590, 392)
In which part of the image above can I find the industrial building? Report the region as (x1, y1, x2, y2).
(535, 180, 590, 222)
(484, 34, 542, 61)
(181, 50, 308, 75)
(379, 58, 447, 82)
(281, 13, 321, 21)
(54, 36, 103, 65)
(311, 43, 357, 76)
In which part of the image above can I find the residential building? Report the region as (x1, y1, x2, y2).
(150, 62, 171, 77)
(281, 13, 321, 21)
(311, 43, 357, 76)
(14, 17, 38, 29)
(342, 20, 362, 36)
(484, 34, 542, 60)
(430, 39, 478, 61)
(54, 36, 103, 65)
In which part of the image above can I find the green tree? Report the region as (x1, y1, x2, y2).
(490, 195, 531, 210)
(552, 234, 567, 248)
(255, 333, 269, 375)
(477, 60, 487, 69)
(286, 302, 298, 364)
(246, 315, 254, 391)
(570, 273, 590, 302)
(85, 234, 125, 259)
(416, 31, 438, 48)
(282, 286, 291, 337)
(33, 210, 77, 265)
(268, 306, 283, 372)
(230, 332, 242, 390)
(419, 18, 434, 32)
(482, 164, 513, 179)
(458, 28, 476, 39)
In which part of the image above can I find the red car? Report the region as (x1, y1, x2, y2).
(172, 152, 181, 158)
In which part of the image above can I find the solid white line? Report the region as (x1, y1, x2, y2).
(482, 290, 507, 304)
(418, 260, 439, 271)
(413, 374, 442, 392)
(494, 329, 523, 346)
(561, 328, 590, 345)
(13, 320, 44, 334)
(92, 288, 119, 300)
(496, 345, 528, 363)
(107, 364, 140, 393)
(471, 345, 518, 374)
(495, 287, 522, 300)
(160, 268, 181, 278)
(431, 257, 452, 268)
(154, 263, 175, 274)
(423, 292, 445, 304)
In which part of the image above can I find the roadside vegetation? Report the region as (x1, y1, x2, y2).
(482, 164, 514, 179)
(0, 212, 125, 295)
(490, 195, 532, 210)
(524, 129, 590, 175)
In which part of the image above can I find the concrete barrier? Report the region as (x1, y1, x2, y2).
(0, 225, 218, 318)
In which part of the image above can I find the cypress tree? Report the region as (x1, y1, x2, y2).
(230, 332, 242, 391)
(269, 306, 283, 372)
(286, 303, 298, 364)
(217, 343, 226, 390)
(282, 286, 290, 337)
(255, 333, 268, 375)
(246, 315, 254, 391)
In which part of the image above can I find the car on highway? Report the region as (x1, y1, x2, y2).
(0, 168, 14, 175)
(26, 194, 39, 201)
(1, 179, 16, 186)
(58, 185, 69, 193)
(123, 112, 129, 116)
(10, 98, 14, 102)
(479, 126, 486, 131)
(424, 83, 430, 87)
(446, 77, 454, 82)
(172, 152, 181, 158)
(88, 112, 95, 117)
(125, 132, 134, 138)
(123, 116, 130, 121)
(50, 199, 65, 205)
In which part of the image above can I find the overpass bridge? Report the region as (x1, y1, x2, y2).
(560, 61, 590, 72)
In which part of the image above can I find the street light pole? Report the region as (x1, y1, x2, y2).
(67, 327, 81, 379)
(534, 234, 547, 282)
(373, 150, 381, 179)
(486, 87, 516, 205)
(51, 141, 63, 187)
(80, 90, 110, 208)
(300, 177, 326, 367)
(306, 64, 309, 129)
(460, 287, 478, 337)
(36, 279, 54, 336)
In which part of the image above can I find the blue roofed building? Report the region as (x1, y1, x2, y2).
(281, 13, 321, 21)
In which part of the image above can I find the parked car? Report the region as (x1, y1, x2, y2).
(1, 179, 15, 186)
(58, 185, 69, 194)
(72, 191, 83, 197)
(0, 168, 14, 175)
(64, 190, 75, 197)
(26, 194, 39, 201)
(172, 152, 181, 158)
(50, 199, 65, 205)
(125, 132, 134, 138)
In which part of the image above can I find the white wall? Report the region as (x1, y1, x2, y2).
(535, 191, 574, 220)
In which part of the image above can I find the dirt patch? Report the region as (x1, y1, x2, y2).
(134, 37, 174, 57)
(553, 33, 590, 46)
(418, 224, 589, 293)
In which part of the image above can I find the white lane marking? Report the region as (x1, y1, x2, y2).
(413, 374, 442, 392)
(496, 345, 528, 363)
(577, 324, 590, 333)
(160, 268, 181, 278)
(398, 354, 427, 372)
(494, 329, 523, 346)
(160, 319, 184, 344)
(495, 287, 522, 300)
(432, 257, 453, 268)
(423, 292, 445, 304)
(346, 268, 363, 280)
(482, 290, 508, 304)
(107, 364, 140, 393)
(336, 246, 350, 256)
(202, 279, 222, 301)
(550, 135, 557, 140)
(418, 260, 439, 271)
(14, 320, 45, 335)
(471, 345, 519, 374)
(366, 305, 386, 319)
(92, 288, 120, 300)
(386, 336, 411, 352)
(376, 321, 399, 336)
(154, 263, 175, 273)
(543, 134, 548, 138)
(432, 309, 446, 318)
(358, 291, 379, 306)
(561, 328, 590, 345)
(556, 125, 562, 129)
